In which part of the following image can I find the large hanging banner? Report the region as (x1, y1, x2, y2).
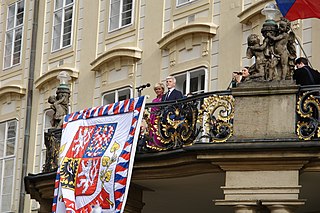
(52, 96, 146, 213)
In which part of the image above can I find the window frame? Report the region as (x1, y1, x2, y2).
(51, 0, 75, 52)
(102, 87, 133, 105)
(176, 0, 195, 7)
(174, 67, 208, 96)
(3, 0, 25, 70)
(108, 0, 134, 32)
(0, 119, 18, 212)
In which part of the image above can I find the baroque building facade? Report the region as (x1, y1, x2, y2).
(0, 0, 319, 212)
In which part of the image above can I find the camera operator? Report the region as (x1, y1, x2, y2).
(230, 67, 250, 88)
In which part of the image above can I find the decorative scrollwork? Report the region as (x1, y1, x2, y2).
(43, 129, 61, 172)
(296, 90, 320, 140)
(198, 95, 234, 142)
(144, 101, 199, 151)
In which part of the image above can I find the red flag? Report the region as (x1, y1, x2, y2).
(276, 0, 320, 21)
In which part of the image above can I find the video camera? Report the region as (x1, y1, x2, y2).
(233, 71, 243, 75)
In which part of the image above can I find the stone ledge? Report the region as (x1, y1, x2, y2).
(232, 80, 299, 97)
(215, 199, 306, 206)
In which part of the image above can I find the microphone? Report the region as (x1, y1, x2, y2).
(136, 83, 151, 90)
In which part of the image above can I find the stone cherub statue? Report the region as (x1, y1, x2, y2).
(48, 91, 70, 128)
(245, 17, 296, 82)
(246, 34, 269, 80)
(43, 71, 71, 172)
(266, 17, 296, 80)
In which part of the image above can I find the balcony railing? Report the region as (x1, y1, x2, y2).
(138, 91, 234, 152)
(296, 85, 320, 140)
(137, 86, 320, 153)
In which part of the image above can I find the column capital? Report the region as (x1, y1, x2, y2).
(268, 204, 297, 213)
(234, 205, 257, 213)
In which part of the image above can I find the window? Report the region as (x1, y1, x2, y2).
(52, 0, 74, 51)
(4, 0, 24, 69)
(177, 0, 195, 6)
(102, 87, 132, 105)
(0, 120, 17, 212)
(109, 0, 133, 32)
(175, 68, 208, 95)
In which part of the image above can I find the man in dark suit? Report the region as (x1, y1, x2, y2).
(293, 57, 320, 85)
(161, 76, 184, 101)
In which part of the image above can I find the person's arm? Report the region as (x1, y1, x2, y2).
(161, 94, 166, 101)
(233, 72, 242, 83)
(292, 70, 297, 80)
(177, 90, 184, 99)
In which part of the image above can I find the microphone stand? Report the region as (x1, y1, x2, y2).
(136, 83, 151, 97)
(137, 88, 143, 97)
(227, 80, 234, 90)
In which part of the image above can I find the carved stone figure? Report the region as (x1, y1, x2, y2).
(266, 18, 293, 80)
(246, 34, 268, 80)
(246, 17, 296, 82)
(48, 90, 70, 128)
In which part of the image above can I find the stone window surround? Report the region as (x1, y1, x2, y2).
(0, 119, 18, 212)
(34, 67, 79, 90)
(51, 0, 75, 52)
(4, 0, 24, 70)
(108, 0, 134, 32)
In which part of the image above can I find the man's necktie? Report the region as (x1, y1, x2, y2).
(165, 91, 170, 100)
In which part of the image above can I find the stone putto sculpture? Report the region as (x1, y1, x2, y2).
(246, 17, 296, 82)
(48, 71, 71, 128)
(48, 91, 70, 128)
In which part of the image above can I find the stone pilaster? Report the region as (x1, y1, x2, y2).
(214, 160, 306, 213)
(214, 156, 306, 211)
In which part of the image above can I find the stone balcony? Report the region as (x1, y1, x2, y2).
(138, 81, 320, 152)
(133, 81, 320, 213)
(25, 81, 320, 213)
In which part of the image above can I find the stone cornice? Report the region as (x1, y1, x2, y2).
(34, 68, 79, 89)
(133, 142, 320, 179)
(238, 0, 270, 24)
(231, 81, 299, 96)
(157, 23, 218, 50)
(90, 47, 142, 71)
(0, 85, 26, 98)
